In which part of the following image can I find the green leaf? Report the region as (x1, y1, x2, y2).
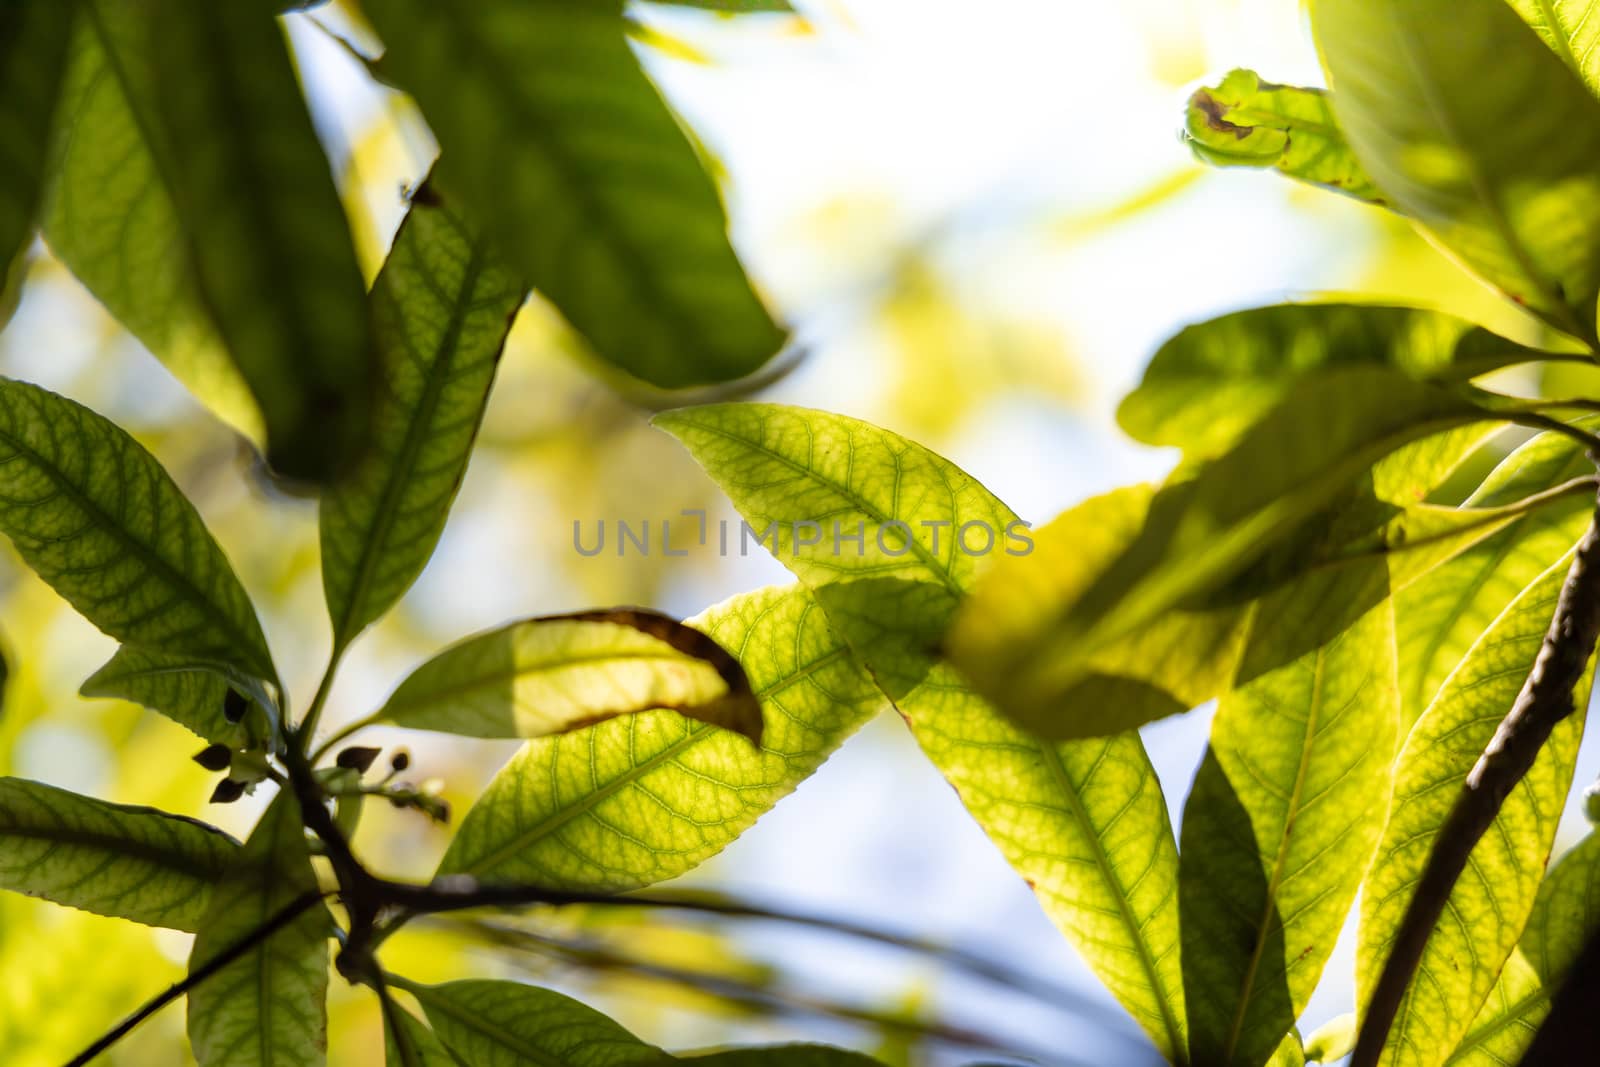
(656, 404, 1189, 1061)
(187, 792, 330, 1067)
(383, 1001, 459, 1067)
(1305, 1015, 1357, 1064)
(1447, 832, 1600, 1066)
(951, 369, 1496, 733)
(1184, 69, 1387, 206)
(1508, 1, 1600, 98)
(80, 646, 262, 747)
(0, 378, 275, 685)
(399, 978, 664, 1067)
(151, 0, 373, 483)
(1358, 555, 1592, 1067)
(948, 485, 1248, 739)
(320, 177, 525, 650)
(436, 585, 882, 887)
(376, 607, 762, 743)
(1179, 566, 1399, 1067)
(1313, 0, 1600, 342)
(362, 0, 785, 388)
(1117, 305, 1557, 462)
(0, 0, 75, 286)
(649, 1, 794, 10)
(0, 776, 236, 931)
(686, 1046, 885, 1065)
(1397, 425, 1598, 724)
(41, 0, 260, 440)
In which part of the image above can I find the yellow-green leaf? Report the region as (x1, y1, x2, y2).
(436, 586, 881, 887)
(363, 0, 785, 388)
(1314, 0, 1600, 341)
(0, 776, 236, 931)
(1508, 1, 1600, 98)
(400, 978, 664, 1067)
(1358, 555, 1592, 1067)
(376, 607, 761, 743)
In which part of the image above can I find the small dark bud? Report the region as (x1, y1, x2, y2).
(390, 750, 410, 772)
(222, 689, 249, 723)
(210, 779, 246, 804)
(432, 799, 451, 825)
(335, 746, 382, 773)
(193, 744, 232, 772)
(388, 796, 407, 809)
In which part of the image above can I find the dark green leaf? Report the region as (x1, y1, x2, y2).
(0, 776, 236, 931)
(41, 0, 260, 438)
(363, 0, 785, 388)
(0, 378, 275, 685)
(1314, 0, 1600, 341)
(1358, 555, 1592, 1067)
(1180, 566, 1399, 1067)
(687, 1046, 885, 1065)
(383, 1000, 459, 1067)
(401, 978, 664, 1067)
(0, 0, 75, 290)
(1184, 69, 1386, 206)
(436, 586, 881, 888)
(187, 791, 331, 1067)
(80, 646, 266, 747)
(376, 607, 762, 743)
(320, 177, 525, 650)
(151, 0, 374, 482)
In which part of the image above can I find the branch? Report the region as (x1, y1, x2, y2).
(1516, 919, 1600, 1065)
(61, 890, 325, 1067)
(1352, 482, 1600, 1067)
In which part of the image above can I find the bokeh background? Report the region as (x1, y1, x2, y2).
(2, 1, 1594, 1063)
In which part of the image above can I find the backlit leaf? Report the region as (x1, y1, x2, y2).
(657, 403, 1189, 1061)
(1358, 555, 1592, 1067)
(363, 0, 786, 388)
(1180, 566, 1399, 1067)
(1184, 69, 1386, 206)
(383, 1001, 457, 1067)
(1314, 0, 1600, 341)
(0, 379, 276, 685)
(41, 0, 260, 439)
(320, 176, 525, 650)
(401, 978, 663, 1067)
(1508, 1, 1600, 98)
(187, 792, 331, 1067)
(437, 586, 881, 887)
(687, 1046, 885, 1065)
(377, 607, 761, 743)
(151, 0, 374, 482)
(80, 646, 261, 748)
(0, 776, 236, 931)
(0, 0, 75, 290)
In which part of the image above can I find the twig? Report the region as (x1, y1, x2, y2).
(61, 891, 326, 1067)
(1515, 920, 1600, 1065)
(1352, 482, 1600, 1067)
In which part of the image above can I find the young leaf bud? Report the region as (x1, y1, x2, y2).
(222, 688, 249, 724)
(390, 750, 411, 773)
(210, 778, 247, 804)
(335, 746, 382, 773)
(193, 744, 233, 772)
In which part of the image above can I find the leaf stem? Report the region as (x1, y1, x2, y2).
(1351, 480, 1600, 1066)
(309, 709, 382, 763)
(294, 646, 347, 754)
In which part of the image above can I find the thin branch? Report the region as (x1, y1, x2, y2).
(1352, 482, 1600, 1067)
(1515, 919, 1600, 1065)
(61, 890, 326, 1067)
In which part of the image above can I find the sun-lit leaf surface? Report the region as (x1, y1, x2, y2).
(1396, 425, 1597, 724)
(0, 379, 275, 684)
(0, 0, 75, 293)
(383, 1001, 457, 1067)
(951, 369, 1496, 731)
(1305, 1015, 1358, 1065)
(657, 404, 1189, 1061)
(363, 0, 785, 388)
(377, 607, 761, 743)
(949, 485, 1248, 739)
(1180, 567, 1399, 1067)
(1118, 305, 1558, 462)
(150, 0, 374, 482)
(402, 979, 664, 1067)
(321, 177, 525, 650)
(0, 776, 236, 931)
(1184, 69, 1387, 206)
(1508, 1, 1600, 98)
(686, 1046, 886, 1065)
(1314, 0, 1600, 341)
(437, 586, 881, 887)
(1447, 833, 1600, 1066)
(41, 0, 260, 440)
(1358, 555, 1593, 1067)
(187, 792, 330, 1067)
(80, 646, 254, 747)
